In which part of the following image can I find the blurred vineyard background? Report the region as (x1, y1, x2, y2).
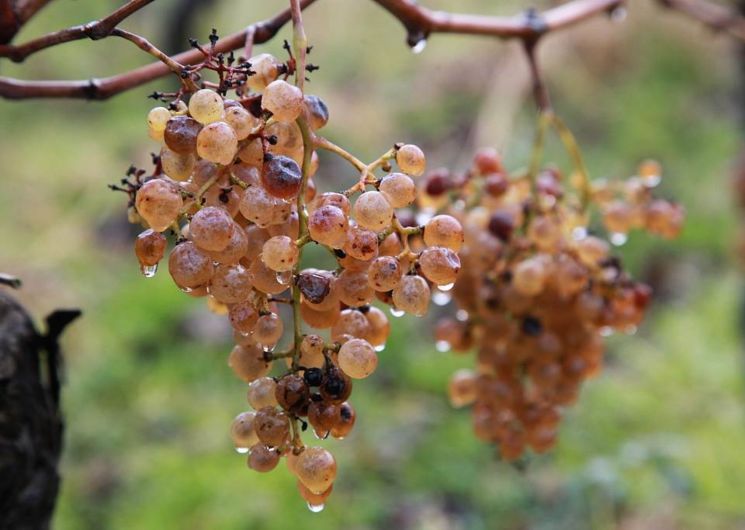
(1, 0, 744, 528)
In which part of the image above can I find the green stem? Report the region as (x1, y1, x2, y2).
(550, 114, 591, 211)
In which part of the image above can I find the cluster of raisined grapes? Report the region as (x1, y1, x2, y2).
(127, 50, 464, 510)
(423, 149, 683, 462)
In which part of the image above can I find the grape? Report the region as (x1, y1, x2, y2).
(423, 215, 464, 251)
(209, 263, 252, 304)
(331, 309, 370, 342)
(487, 210, 515, 242)
(330, 402, 355, 439)
(231, 163, 261, 188)
(512, 256, 548, 296)
(297, 480, 333, 507)
(298, 334, 326, 369)
(135, 229, 166, 268)
(574, 236, 609, 267)
(297, 270, 335, 308)
(254, 407, 290, 447)
(231, 411, 258, 449)
(188, 89, 225, 124)
(248, 377, 279, 410)
(319, 366, 352, 403)
(396, 144, 426, 176)
(248, 259, 288, 295)
(484, 172, 509, 197)
(337, 269, 374, 307)
(248, 444, 280, 472)
(418, 246, 461, 286)
(228, 301, 259, 335)
(262, 80, 304, 123)
(307, 400, 339, 437)
(344, 226, 378, 261)
(246, 54, 280, 92)
(338, 338, 377, 379)
(203, 220, 247, 265)
(197, 121, 238, 165)
(353, 191, 393, 232)
(308, 192, 350, 215)
(261, 235, 299, 272)
(308, 205, 349, 248)
(392, 275, 430, 316)
(368, 256, 402, 291)
(472, 147, 503, 174)
(190, 206, 235, 252)
(160, 147, 195, 182)
(379, 173, 416, 208)
(135, 178, 183, 232)
(168, 241, 214, 289)
(147, 106, 171, 133)
(364, 306, 390, 349)
(303, 95, 329, 130)
(300, 301, 340, 329)
(164, 115, 202, 154)
(254, 313, 284, 348)
(224, 104, 259, 140)
(275, 374, 310, 414)
(295, 447, 337, 494)
(243, 224, 270, 262)
(262, 155, 302, 199)
(239, 185, 283, 227)
(448, 369, 478, 407)
(228, 344, 271, 382)
(238, 138, 264, 167)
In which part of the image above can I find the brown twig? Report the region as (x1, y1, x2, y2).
(657, 0, 745, 41)
(0, 0, 155, 61)
(0, 0, 318, 100)
(0, 0, 53, 44)
(372, 0, 624, 45)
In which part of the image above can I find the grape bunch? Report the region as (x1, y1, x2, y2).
(421, 147, 683, 462)
(120, 45, 463, 510)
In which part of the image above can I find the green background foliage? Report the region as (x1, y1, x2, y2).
(1, 0, 743, 528)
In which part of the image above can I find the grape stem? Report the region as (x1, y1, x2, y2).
(290, 0, 308, 92)
(549, 114, 592, 211)
(314, 136, 366, 172)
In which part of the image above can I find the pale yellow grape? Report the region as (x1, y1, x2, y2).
(396, 144, 426, 176)
(197, 121, 238, 165)
(230, 411, 258, 448)
(160, 147, 195, 181)
(424, 215, 464, 251)
(135, 178, 183, 232)
(512, 257, 547, 296)
(308, 205, 348, 248)
(246, 53, 280, 92)
(338, 338, 378, 379)
(248, 377, 279, 409)
(418, 246, 461, 286)
(209, 263, 252, 304)
(295, 447, 337, 494)
(392, 275, 430, 316)
(147, 106, 171, 132)
(262, 80, 304, 123)
(379, 173, 416, 208)
(448, 369, 478, 408)
(261, 235, 299, 272)
(254, 313, 284, 348)
(189, 206, 234, 252)
(188, 89, 225, 124)
(353, 191, 393, 232)
(228, 344, 271, 382)
(224, 105, 258, 140)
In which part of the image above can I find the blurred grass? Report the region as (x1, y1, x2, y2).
(1, 0, 745, 528)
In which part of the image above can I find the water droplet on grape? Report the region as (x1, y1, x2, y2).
(610, 232, 628, 246)
(141, 264, 158, 278)
(411, 39, 427, 54)
(390, 307, 405, 318)
(432, 291, 451, 306)
(572, 227, 588, 240)
(642, 174, 661, 188)
(599, 326, 614, 337)
(262, 345, 274, 353)
(179, 286, 193, 293)
(276, 271, 292, 285)
(439, 282, 455, 292)
(374, 344, 385, 352)
(456, 309, 469, 322)
(235, 447, 249, 454)
(609, 6, 627, 22)
(307, 502, 325, 513)
(436, 340, 451, 352)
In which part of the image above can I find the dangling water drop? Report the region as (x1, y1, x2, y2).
(609, 5, 627, 22)
(235, 447, 249, 454)
(276, 271, 292, 285)
(415, 208, 435, 226)
(179, 286, 193, 294)
(572, 227, 588, 241)
(432, 291, 452, 306)
(436, 340, 451, 353)
(390, 307, 405, 318)
(440, 282, 455, 292)
(610, 232, 628, 246)
(307, 503, 325, 513)
(411, 39, 427, 54)
(456, 309, 469, 322)
(141, 264, 158, 278)
(374, 344, 385, 352)
(262, 345, 274, 354)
